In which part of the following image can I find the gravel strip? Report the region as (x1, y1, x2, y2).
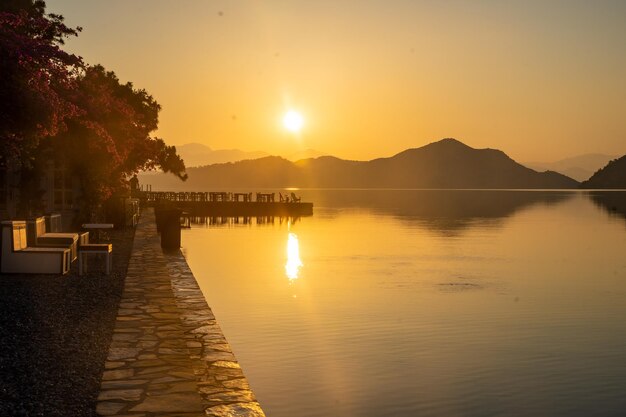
(0, 227, 135, 417)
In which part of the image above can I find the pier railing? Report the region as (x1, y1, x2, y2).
(140, 191, 313, 217)
(143, 191, 291, 203)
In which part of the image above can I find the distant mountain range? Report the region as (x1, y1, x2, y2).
(174, 143, 327, 167)
(288, 148, 327, 161)
(174, 143, 268, 167)
(142, 138, 579, 190)
(581, 155, 626, 189)
(524, 154, 617, 182)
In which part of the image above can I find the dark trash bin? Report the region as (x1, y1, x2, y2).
(154, 205, 164, 233)
(159, 208, 181, 250)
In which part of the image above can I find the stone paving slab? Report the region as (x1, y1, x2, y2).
(166, 250, 264, 416)
(97, 208, 265, 417)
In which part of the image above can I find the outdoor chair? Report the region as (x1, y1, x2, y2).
(1, 221, 71, 274)
(290, 193, 301, 203)
(45, 213, 62, 232)
(26, 217, 81, 261)
(78, 233, 113, 275)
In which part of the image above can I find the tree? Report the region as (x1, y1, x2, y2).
(1, 1, 187, 219)
(0, 0, 83, 167)
(50, 65, 186, 220)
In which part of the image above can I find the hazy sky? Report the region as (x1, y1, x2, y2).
(47, 0, 626, 162)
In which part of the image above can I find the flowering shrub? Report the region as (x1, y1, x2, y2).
(0, 1, 186, 218)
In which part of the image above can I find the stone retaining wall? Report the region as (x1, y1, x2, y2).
(97, 208, 265, 417)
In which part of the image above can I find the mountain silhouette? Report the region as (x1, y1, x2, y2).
(175, 143, 268, 167)
(297, 139, 578, 188)
(581, 155, 626, 189)
(525, 153, 617, 182)
(173, 143, 328, 167)
(289, 148, 328, 162)
(143, 138, 579, 190)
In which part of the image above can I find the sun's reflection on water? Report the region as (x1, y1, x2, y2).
(285, 233, 303, 280)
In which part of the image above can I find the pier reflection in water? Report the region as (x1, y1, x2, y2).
(181, 215, 305, 280)
(182, 215, 303, 228)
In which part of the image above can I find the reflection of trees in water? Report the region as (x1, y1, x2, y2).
(300, 190, 575, 234)
(589, 192, 626, 224)
(184, 216, 302, 228)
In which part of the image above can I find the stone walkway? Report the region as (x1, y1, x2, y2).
(97, 208, 265, 417)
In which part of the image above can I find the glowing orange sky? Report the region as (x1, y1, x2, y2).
(48, 1, 626, 162)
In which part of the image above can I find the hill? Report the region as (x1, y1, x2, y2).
(175, 143, 268, 167)
(581, 155, 626, 189)
(141, 138, 579, 190)
(289, 149, 327, 161)
(173, 143, 327, 167)
(525, 153, 617, 182)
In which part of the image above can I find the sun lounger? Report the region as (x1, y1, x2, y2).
(26, 217, 79, 261)
(1, 221, 71, 274)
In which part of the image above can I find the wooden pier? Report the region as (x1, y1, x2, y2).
(140, 191, 313, 217)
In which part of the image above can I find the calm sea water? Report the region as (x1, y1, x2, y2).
(181, 190, 626, 417)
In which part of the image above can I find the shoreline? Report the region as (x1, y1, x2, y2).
(97, 208, 265, 416)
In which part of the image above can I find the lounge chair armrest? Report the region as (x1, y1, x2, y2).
(79, 232, 90, 246)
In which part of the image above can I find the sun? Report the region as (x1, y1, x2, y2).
(283, 110, 304, 133)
